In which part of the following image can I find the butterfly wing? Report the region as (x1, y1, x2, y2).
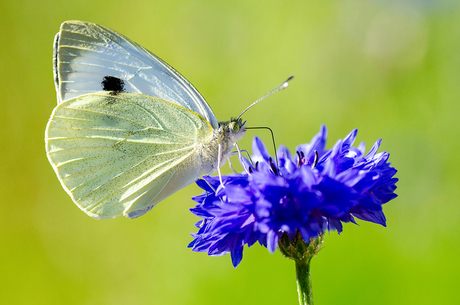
(45, 92, 213, 219)
(53, 20, 218, 129)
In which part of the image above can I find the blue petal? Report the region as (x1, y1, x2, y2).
(231, 242, 244, 268)
(266, 230, 279, 254)
(252, 136, 272, 163)
(364, 139, 382, 160)
(225, 185, 253, 204)
(353, 208, 387, 226)
(297, 125, 328, 165)
(341, 129, 358, 152)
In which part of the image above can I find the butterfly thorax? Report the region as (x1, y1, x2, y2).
(197, 118, 246, 175)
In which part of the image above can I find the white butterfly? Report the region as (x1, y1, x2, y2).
(46, 21, 291, 219)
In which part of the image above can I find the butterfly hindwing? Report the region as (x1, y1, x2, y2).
(54, 20, 218, 129)
(45, 92, 213, 218)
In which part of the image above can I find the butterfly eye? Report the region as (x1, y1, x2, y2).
(230, 121, 240, 134)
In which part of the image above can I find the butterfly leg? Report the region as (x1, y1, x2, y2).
(203, 179, 217, 194)
(203, 178, 224, 204)
(235, 143, 250, 174)
(228, 148, 254, 173)
(217, 143, 225, 188)
(227, 157, 238, 173)
(239, 149, 254, 167)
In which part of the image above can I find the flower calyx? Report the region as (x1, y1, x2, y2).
(278, 231, 324, 263)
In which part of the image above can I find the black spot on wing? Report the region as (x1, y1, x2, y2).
(102, 76, 125, 95)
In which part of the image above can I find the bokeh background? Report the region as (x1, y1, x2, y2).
(1, 0, 459, 304)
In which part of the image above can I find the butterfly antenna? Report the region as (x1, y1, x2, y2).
(237, 75, 294, 120)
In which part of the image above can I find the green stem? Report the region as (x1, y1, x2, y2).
(295, 259, 313, 305)
(278, 233, 322, 305)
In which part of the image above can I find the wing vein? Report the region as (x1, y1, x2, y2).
(61, 107, 149, 128)
(86, 149, 194, 211)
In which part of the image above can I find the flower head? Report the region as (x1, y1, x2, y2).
(189, 125, 398, 267)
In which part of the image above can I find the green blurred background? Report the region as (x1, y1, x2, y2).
(1, 0, 459, 304)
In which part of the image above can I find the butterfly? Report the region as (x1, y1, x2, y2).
(46, 20, 290, 219)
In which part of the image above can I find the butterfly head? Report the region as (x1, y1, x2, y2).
(229, 117, 245, 134)
(219, 117, 247, 143)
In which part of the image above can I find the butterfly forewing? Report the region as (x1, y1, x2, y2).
(46, 92, 213, 218)
(54, 20, 218, 128)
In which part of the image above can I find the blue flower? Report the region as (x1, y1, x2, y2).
(188, 125, 398, 267)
